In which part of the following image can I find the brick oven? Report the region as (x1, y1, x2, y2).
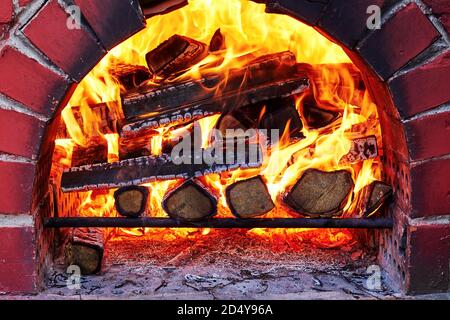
(0, 0, 449, 298)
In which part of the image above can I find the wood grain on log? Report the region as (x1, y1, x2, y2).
(226, 175, 275, 218)
(145, 34, 208, 78)
(114, 186, 149, 217)
(284, 169, 354, 217)
(61, 143, 263, 192)
(162, 180, 217, 221)
(65, 227, 104, 275)
(71, 137, 108, 168)
(360, 181, 392, 216)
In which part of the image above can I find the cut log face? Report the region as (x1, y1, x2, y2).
(341, 136, 378, 163)
(360, 181, 392, 216)
(71, 137, 108, 167)
(162, 180, 217, 221)
(114, 186, 149, 217)
(284, 169, 354, 217)
(145, 34, 208, 78)
(301, 95, 340, 129)
(226, 175, 275, 218)
(65, 228, 104, 275)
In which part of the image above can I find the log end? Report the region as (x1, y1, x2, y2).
(163, 180, 217, 221)
(226, 175, 275, 218)
(361, 181, 393, 216)
(284, 169, 354, 218)
(114, 186, 149, 217)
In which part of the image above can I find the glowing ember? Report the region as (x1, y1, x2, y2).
(52, 0, 383, 248)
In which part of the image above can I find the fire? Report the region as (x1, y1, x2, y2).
(53, 0, 383, 248)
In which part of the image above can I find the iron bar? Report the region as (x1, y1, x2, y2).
(44, 217, 393, 229)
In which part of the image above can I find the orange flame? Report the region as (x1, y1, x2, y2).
(52, 0, 383, 248)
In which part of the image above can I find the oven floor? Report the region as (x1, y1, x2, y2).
(42, 230, 402, 299)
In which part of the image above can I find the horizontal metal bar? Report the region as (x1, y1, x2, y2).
(44, 217, 393, 229)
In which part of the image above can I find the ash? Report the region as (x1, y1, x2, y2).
(43, 229, 398, 300)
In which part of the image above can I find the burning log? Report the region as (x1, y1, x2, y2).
(61, 142, 263, 192)
(162, 180, 217, 221)
(121, 51, 307, 120)
(226, 175, 275, 218)
(71, 137, 108, 167)
(301, 95, 340, 129)
(57, 102, 120, 139)
(111, 64, 151, 92)
(215, 104, 260, 140)
(65, 227, 104, 275)
(360, 181, 392, 216)
(341, 135, 378, 163)
(259, 97, 304, 142)
(145, 34, 209, 78)
(209, 28, 226, 52)
(114, 186, 149, 217)
(284, 169, 354, 218)
(118, 134, 153, 160)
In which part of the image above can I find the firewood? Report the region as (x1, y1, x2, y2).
(114, 186, 149, 217)
(162, 180, 217, 221)
(209, 28, 226, 52)
(111, 64, 151, 92)
(341, 135, 378, 163)
(140, 0, 188, 18)
(61, 142, 263, 192)
(360, 181, 392, 216)
(301, 95, 340, 129)
(226, 175, 275, 218)
(57, 102, 120, 139)
(215, 103, 260, 141)
(65, 227, 104, 275)
(259, 97, 304, 142)
(118, 134, 153, 160)
(284, 169, 354, 217)
(71, 137, 108, 167)
(145, 34, 208, 78)
(121, 51, 306, 121)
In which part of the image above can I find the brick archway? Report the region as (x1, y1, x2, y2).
(0, 0, 448, 294)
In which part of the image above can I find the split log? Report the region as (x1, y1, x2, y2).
(226, 175, 275, 218)
(301, 95, 340, 129)
(71, 137, 108, 167)
(341, 135, 378, 163)
(284, 169, 354, 217)
(209, 28, 226, 52)
(121, 51, 307, 120)
(162, 180, 217, 221)
(259, 97, 304, 143)
(360, 181, 392, 216)
(65, 227, 104, 275)
(61, 142, 263, 192)
(57, 102, 120, 139)
(114, 186, 149, 217)
(111, 64, 151, 92)
(145, 34, 209, 78)
(119, 134, 153, 160)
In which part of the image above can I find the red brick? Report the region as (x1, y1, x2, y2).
(18, 0, 33, 8)
(422, 0, 450, 35)
(0, 109, 45, 159)
(73, 0, 146, 50)
(389, 51, 450, 118)
(0, 262, 36, 293)
(410, 157, 450, 218)
(0, 46, 74, 118)
(405, 109, 450, 161)
(0, 162, 36, 214)
(319, 0, 387, 48)
(358, 3, 440, 80)
(0, 227, 34, 264)
(407, 223, 450, 294)
(22, 0, 106, 82)
(265, 0, 328, 26)
(0, 0, 13, 24)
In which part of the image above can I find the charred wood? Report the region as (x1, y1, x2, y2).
(360, 181, 392, 217)
(111, 64, 151, 92)
(71, 137, 108, 168)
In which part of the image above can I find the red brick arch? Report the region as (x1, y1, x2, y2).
(0, 0, 448, 294)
